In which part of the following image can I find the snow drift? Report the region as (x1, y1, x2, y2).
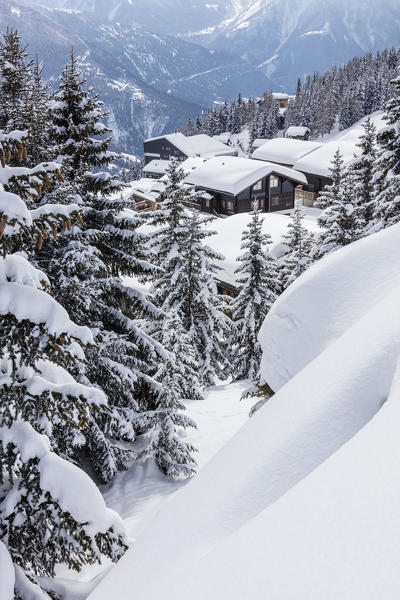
(260, 221, 400, 391)
(90, 223, 400, 600)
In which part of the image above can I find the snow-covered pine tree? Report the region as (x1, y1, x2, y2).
(147, 160, 231, 385)
(371, 73, 400, 231)
(51, 50, 119, 197)
(140, 309, 198, 479)
(315, 148, 344, 210)
(0, 29, 33, 133)
(347, 116, 377, 228)
(279, 204, 313, 291)
(228, 100, 241, 134)
(0, 32, 54, 169)
(0, 128, 126, 600)
(179, 209, 232, 385)
(316, 171, 363, 257)
(35, 51, 163, 483)
(230, 204, 279, 380)
(24, 57, 53, 166)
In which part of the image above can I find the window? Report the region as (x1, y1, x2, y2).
(271, 195, 280, 208)
(308, 183, 315, 192)
(226, 200, 234, 212)
(204, 197, 210, 208)
(270, 175, 280, 189)
(253, 178, 263, 192)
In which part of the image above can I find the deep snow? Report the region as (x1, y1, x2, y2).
(89, 222, 400, 600)
(207, 207, 320, 286)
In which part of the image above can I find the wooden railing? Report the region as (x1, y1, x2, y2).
(295, 187, 318, 206)
(133, 199, 159, 212)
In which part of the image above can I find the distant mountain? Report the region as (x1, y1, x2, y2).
(21, 0, 254, 37)
(26, 0, 400, 93)
(6, 0, 400, 153)
(4, 1, 271, 153)
(195, 0, 400, 89)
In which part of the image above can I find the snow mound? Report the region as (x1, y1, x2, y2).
(260, 221, 400, 391)
(0, 541, 14, 600)
(144, 362, 400, 600)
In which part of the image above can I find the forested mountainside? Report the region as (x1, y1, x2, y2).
(185, 46, 400, 149)
(2, 0, 273, 154)
(7, 0, 400, 153)
(26, 0, 400, 91)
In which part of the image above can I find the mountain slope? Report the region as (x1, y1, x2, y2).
(1, 1, 205, 153)
(197, 0, 400, 88)
(21, 0, 254, 37)
(25, 0, 400, 93)
(6, 0, 272, 153)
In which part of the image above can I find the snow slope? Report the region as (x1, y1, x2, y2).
(207, 208, 320, 286)
(138, 361, 400, 600)
(90, 222, 400, 600)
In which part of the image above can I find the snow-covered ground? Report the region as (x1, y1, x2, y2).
(207, 207, 321, 286)
(100, 380, 253, 541)
(54, 381, 253, 600)
(89, 222, 400, 600)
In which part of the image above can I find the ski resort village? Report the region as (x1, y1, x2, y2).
(1, 2, 400, 600)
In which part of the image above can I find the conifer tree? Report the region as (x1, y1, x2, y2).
(230, 205, 279, 381)
(148, 161, 231, 385)
(24, 57, 53, 166)
(316, 171, 363, 257)
(315, 149, 344, 210)
(0, 128, 126, 599)
(140, 310, 198, 479)
(348, 116, 377, 228)
(280, 205, 313, 290)
(0, 29, 33, 132)
(371, 74, 400, 230)
(35, 52, 163, 483)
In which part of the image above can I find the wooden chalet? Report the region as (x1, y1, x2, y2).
(184, 156, 307, 217)
(143, 132, 237, 177)
(252, 138, 326, 201)
(285, 126, 310, 141)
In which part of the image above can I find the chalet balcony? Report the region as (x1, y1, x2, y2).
(133, 199, 159, 212)
(295, 186, 319, 207)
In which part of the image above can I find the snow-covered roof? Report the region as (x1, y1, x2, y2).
(144, 132, 237, 158)
(293, 111, 386, 177)
(120, 178, 164, 203)
(293, 141, 359, 177)
(272, 92, 291, 100)
(179, 156, 210, 174)
(252, 138, 269, 148)
(185, 156, 307, 196)
(286, 126, 310, 137)
(142, 160, 170, 174)
(252, 138, 322, 166)
(158, 157, 211, 183)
